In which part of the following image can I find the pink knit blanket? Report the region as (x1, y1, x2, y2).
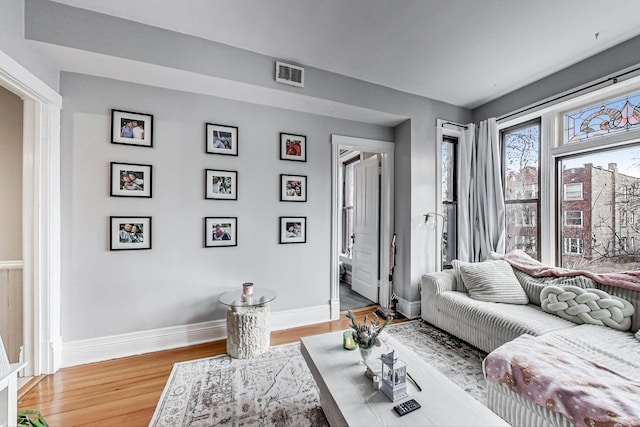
(503, 250, 640, 292)
(484, 334, 640, 427)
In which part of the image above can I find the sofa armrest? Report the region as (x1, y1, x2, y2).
(421, 270, 457, 295)
(420, 270, 457, 322)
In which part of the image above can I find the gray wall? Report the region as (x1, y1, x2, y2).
(473, 34, 640, 121)
(0, 0, 59, 91)
(26, 0, 472, 322)
(0, 86, 23, 260)
(60, 73, 393, 341)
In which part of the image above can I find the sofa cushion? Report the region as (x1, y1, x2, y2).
(541, 324, 640, 382)
(541, 285, 634, 331)
(512, 269, 595, 306)
(438, 291, 576, 344)
(454, 260, 528, 304)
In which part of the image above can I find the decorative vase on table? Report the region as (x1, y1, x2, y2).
(345, 310, 392, 365)
(359, 346, 373, 364)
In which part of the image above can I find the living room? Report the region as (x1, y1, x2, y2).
(2, 0, 640, 425)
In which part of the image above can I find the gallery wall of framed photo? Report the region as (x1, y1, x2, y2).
(60, 73, 392, 341)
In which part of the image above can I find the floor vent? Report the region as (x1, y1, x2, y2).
(275, 61, 304, 88)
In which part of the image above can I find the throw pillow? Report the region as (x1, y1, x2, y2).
(512, 269, 595, 307)
(456, 259, 529, 304)
(636, 329, 640, 343)
(541, 285, 635, 331)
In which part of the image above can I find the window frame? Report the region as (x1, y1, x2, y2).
(497, 75, 640, 267)
(501, 118, 541, 260)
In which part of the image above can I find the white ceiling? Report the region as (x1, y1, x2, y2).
(50, 0, 640, 109)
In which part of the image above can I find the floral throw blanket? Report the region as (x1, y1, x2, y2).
(484, 334, 640, 427)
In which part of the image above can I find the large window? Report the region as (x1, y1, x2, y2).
(502, 120, 540, 259)
(441, 136, 457, 268)
(559, 144, 640, 271)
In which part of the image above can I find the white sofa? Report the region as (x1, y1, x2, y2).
(420, 261, 640, 427)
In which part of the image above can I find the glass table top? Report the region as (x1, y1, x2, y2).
(219, 288, 277, 307)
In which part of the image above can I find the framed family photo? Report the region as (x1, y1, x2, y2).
(205, 169, 238, 200)
(279, 216, 306, 244)
(110, 162, 152, 198)
(280, 133, 306, 162)
(111, 109, 153, 147)
(204, 217, 237, 247)
(206, 123, 238, 156)
(280, 174, 307, 202)
(110, 216, 152, 251)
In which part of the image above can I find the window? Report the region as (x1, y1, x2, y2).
(564, 211, 583, 227)
(563, 238, 583, 254)
(564, 183, 583, 200)
(502, 120, 540, 260)
(441, 136, 457, 268)
(565, 91, 640, 143)
(558, 144, 640, 270)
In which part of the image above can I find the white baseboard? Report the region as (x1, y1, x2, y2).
(61, 304, 330, 368)
(396, 297, 421, 319)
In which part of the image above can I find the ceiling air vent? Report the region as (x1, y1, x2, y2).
(275, 61, 304, 88)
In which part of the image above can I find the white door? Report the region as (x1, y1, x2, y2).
(351, 155, 380, 302)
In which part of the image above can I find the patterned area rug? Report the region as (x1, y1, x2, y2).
(149, 320, 487, 426)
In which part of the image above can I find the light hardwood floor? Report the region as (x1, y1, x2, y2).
(18, 307, 405, 426)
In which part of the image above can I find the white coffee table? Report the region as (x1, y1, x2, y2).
(300, 330, 509, 427)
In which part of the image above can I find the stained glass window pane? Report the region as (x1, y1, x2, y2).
(565, 92, 640, 143)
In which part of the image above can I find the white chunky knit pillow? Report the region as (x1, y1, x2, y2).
(541, 285, 635, 331)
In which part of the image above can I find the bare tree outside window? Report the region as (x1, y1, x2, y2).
(559, 145, 640, 272)
(502, 120, 541, 260)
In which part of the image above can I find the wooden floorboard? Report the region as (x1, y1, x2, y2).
(18, 307, 406, 426)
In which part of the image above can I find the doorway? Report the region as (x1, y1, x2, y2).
(0, 50, 62, 376)
(330, 135, 394, 320)
(338, 151, 377, 311)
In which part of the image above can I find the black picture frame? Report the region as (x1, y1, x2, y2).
(111, 109, 154, 148)
(110, 162, 152, 198)
(206, 123, 238, 156)
(280, 174, 307, 202)
(109, 216, 152, 251)
(280, 133, 306, 162)
(279, 216, 306, 244)
(205, 169, 238, 200)
(204, 217, 238, 247)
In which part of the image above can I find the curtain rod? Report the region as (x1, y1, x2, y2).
(498, 65, 640, 122)
(441, 121, 468, 130)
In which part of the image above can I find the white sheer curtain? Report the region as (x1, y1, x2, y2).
(456, 118, 506, 262)
(456, 123, 475, 262)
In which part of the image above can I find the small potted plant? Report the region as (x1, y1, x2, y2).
(345, 310, 392, 362)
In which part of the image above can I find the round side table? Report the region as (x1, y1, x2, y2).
(219, 288, 277, 359)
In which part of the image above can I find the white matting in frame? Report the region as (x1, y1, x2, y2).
(111, 109, 153, 147)
(204, 217, 237, 247)
(110, 162, 152, 198)
(110, 216, 152, 250)
(279, 216, 306, 244)
(205, 169, 238, 200)
(206, 123, 238, 156)
(280, 174, 307, 202)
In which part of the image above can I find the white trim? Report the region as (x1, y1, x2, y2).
(395, 297, 421, 319)
(330, 135, 394, 320)
(0, 49, 62, 376)
(0, 261, 24, 270)
(61, 305, 330, 367)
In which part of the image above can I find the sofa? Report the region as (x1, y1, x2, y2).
(420, 255, 640, 427)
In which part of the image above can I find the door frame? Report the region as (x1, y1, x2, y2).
(330, 135, 394, 320)
(0, 49, 62, 375)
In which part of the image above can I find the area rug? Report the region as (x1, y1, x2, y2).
(149, 320, 487, 427)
